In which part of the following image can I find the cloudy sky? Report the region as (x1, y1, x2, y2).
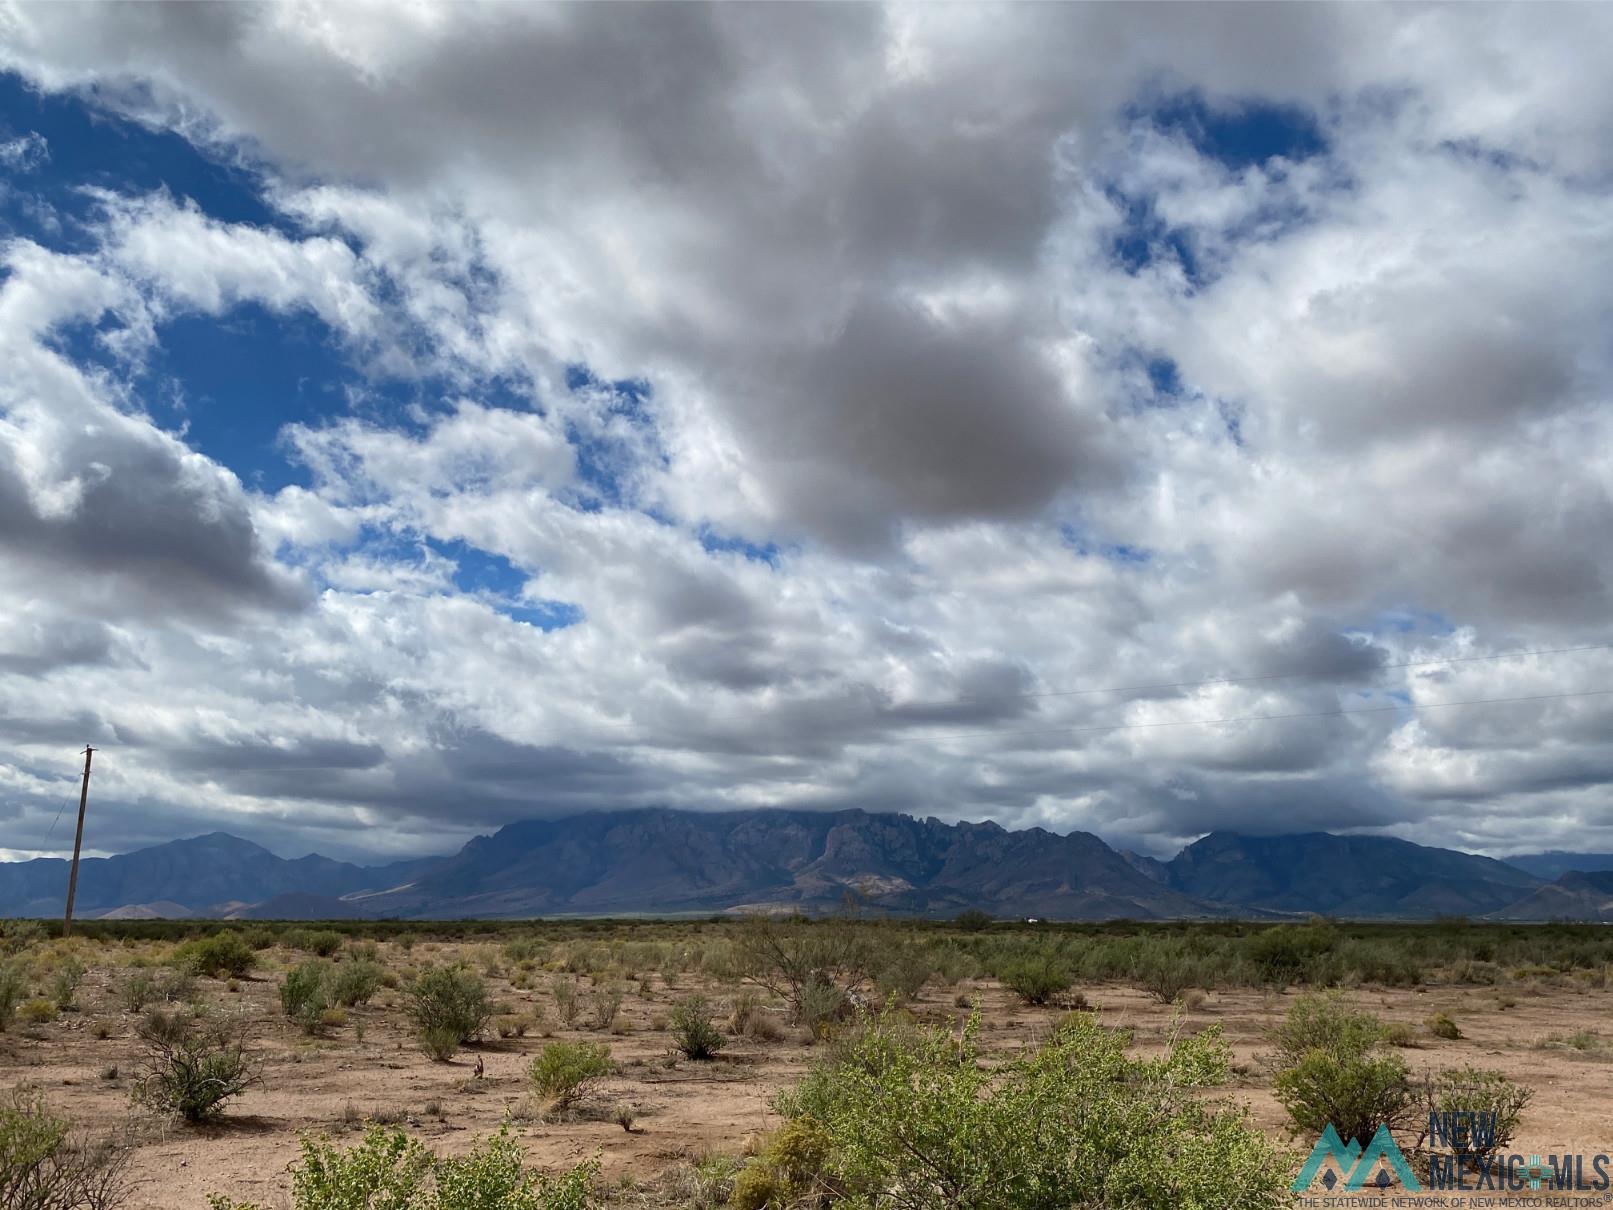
(1, 2, 1611, 865)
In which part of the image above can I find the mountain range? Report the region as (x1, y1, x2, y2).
(1, 807, 1608, 922)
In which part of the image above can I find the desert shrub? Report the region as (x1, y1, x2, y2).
(302, 930, 345, 958)
(1138, 955, 1196, 1004)
(873, 949, 933, 1003)
(210, 1121, 598, 1210)
(48, 959, 84, 1011)
(1249, 920, 1338, 986)
(280, 961, 332, 1034)
(997, 951, 1072, 1005)
(1270, 990, 1386, 1066)
(133, 1012, 259, 1123)
(19, 998, 57, 1025)
(329, 960, 384, 1008)
(587, 983, 624, 1031)
(728, 1119, 834, 1210)
(140, 1003, 202, 1045)
(434, 1121, 598, 1209)
(726, 988, 760, 1035)
(503, 937, 545, 964)
(0, 963, 25, 1031)
(953, 909, 994, 932)
(797, 975, 848, 1040)
(529, 1041, 613, 1111)
(768, 1008, 1290, 1209)
(669, 994, 726, 1060)
(1271, 994, 1412, 1148)
(734, 916, 872, 1024)
(174, 931, 256, 979)
(0, 920, 48, 954)
(120, 970, 162, 1013)
(1419, 1066, 1532, 1163)
(1427, 1012, 1462, 1040)
(278, 1125, 433, 1208)
(667, 1152, 742, 1210)
(406, 967, 491, 1049)
(0, 1088, 131, 1210)
(418, 1026, 459, 1062)
(1275, 1049, 1413, 1149)
(551, 977, 580, 1025)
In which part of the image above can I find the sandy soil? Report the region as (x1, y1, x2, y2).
(5, 943, 1612, 1207)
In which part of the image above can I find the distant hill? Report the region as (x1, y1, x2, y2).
(1491, 870, 1613, 921)
(1500, 851, 1613, 881)
(350, 808, 1221, 920)
(0, 832, 430, 919)
(10, 809, 1612, 921)
(1163, 831, 1542, 918)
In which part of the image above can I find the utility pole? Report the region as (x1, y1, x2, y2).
(62, 746, 95, 939)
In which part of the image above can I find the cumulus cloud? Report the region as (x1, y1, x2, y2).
(0, 2, 1610, 863)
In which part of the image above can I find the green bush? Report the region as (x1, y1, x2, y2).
(132, 1012, 259, 1123)
(797, 975, 848, 1039)
(209, 1121, 598, 1210)
(529, 1041, 613, 1111)
(48, 959, 84, 1011)
(873, 949, 933, 1003)
(997, 951, 1072, 1005)
(420, 1026, 461, 1062)
(1420, 1066, 1532, 1162)
(0, 920, 47, 954)
(175, 932, 256, 979)
(0, 1088, 130, 1210)
(1271, 994, 1412, 1147)
(434, 1121, 597, 1209)
(1270, 991, 1386, 1067)
(329, 960, 385, 1008)
(728, 1119, 833, 1210)
(1137, 955, 1195, 1004)
(768, 1008, 1290, 1209)
(301, 930, 345, 958)
(406, 967, 491, 1054)
(281, 961, 333, 1034)
(1428, 1012, 1462, 1040)
(1250, 920, 1338, 986)
(669, 994, 726, 1060)
(0, 964, 27, 1032)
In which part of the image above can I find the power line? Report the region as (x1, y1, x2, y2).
(949, 642, 1613, 705)
(909, 686, 1613, 744)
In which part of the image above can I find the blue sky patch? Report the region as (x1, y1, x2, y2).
(1149, 92, 1327, 170)
(0, 71, 286, 251)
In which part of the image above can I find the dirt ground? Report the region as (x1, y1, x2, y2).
(5, 941, 1613, 1208)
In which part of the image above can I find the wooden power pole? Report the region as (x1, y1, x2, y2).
(62, 746, 95, 938)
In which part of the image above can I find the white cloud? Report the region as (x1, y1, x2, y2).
(0, 3, 1611, 863)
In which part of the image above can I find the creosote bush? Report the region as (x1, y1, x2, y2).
(529, 1041, 613, 1112)
(996, 950, 1072, 1005)
(174, 932, 256, 979)
(208, 1120, 598, 1210)
(0, 962, 26, 1032)
(281, 960, 333, 1034)
(746, 1008, 1291, 1209)
(1418, 1066, 1532, 1163)
(1271, 992, 1413, 1148)
(669, 994, 726, 1060)
(132, 1011, 260, 1124)
(405, 966, 491, 1060)
(0, 1089, 130, 1210)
